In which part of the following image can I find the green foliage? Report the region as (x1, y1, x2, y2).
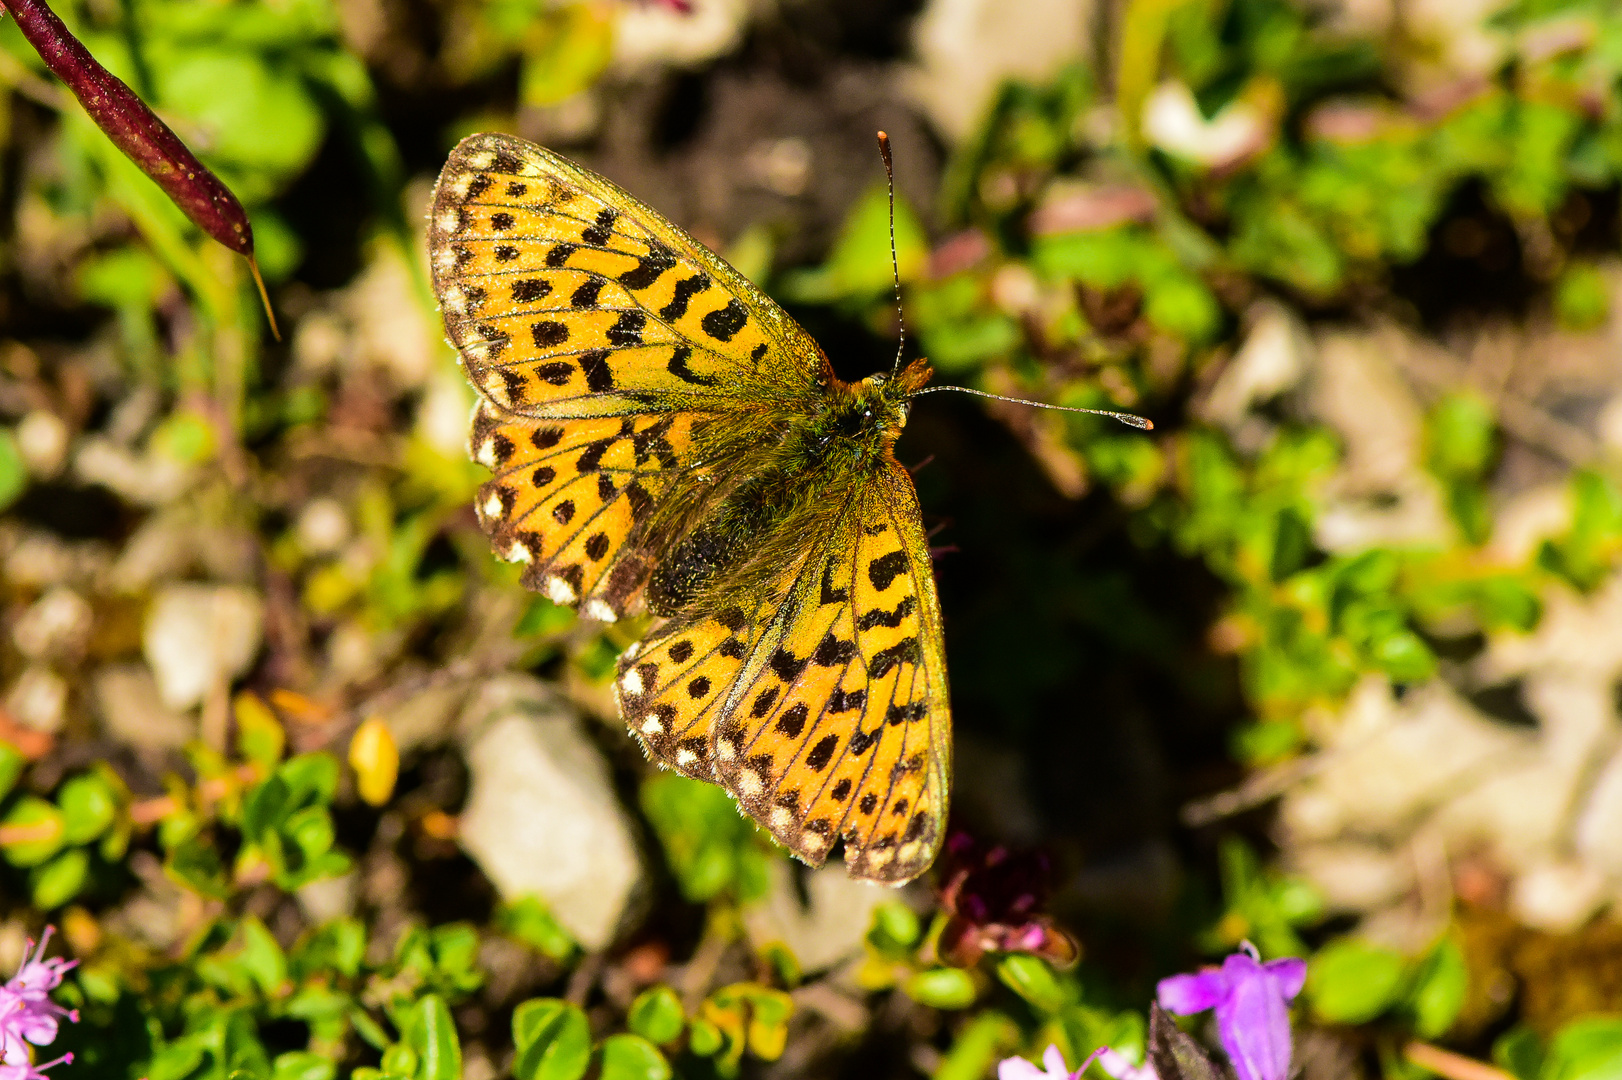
(639, 774, 774, 903)
(1305, 935, 1468, 1036)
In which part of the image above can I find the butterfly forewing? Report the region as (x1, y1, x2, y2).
(707, 468, 950, 884)
(429, 133, 826, 420)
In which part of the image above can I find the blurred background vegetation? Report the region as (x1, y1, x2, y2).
(4, 0, 1622, 1076)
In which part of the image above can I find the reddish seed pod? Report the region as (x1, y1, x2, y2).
(2, 0, 279, 336)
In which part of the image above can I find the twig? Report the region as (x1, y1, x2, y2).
(1405, 1041, 1516, 1080)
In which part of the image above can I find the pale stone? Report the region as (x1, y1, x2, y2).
(612, 0, 750, 73)
(1310, 328, 1426, 493)
(15, 410, 68, 478)
(1279, 680, 1530, 844)
(1479, 573, 1622, 685)
(345, 244, 438, 388)
(93, 664, 194, 750)
(74, 438, 196, 507)
(1488, 483, 1572, 565)
(1288, 842, 1416, 913)
(12, 587, 91, 659)
(1200, 301, 1311, 429)
(907, 0, 1091, 142)
(5, 666, 66, 733)
(1575, 743, 1622, 878)
(744, 860, 889, 974)
(457, 677, 643, 950)
(295, 498, 351, 556)
(142, 584, 265, 710)
(297, 871, 360, 924)
(1143, 82, 1269, 167)
(1510, 860, 1608, 933)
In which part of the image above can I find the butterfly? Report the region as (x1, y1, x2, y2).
(426, 132, 952, 883)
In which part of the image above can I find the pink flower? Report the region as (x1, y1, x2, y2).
(0, 928, 78, 1072)
(999, 1044, 1156, 1080)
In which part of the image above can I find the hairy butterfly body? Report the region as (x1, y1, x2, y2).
(429, 133, 949, 884)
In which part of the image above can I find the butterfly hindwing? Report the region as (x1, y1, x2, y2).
(709, 467, 950, 884)
(470, 399, 700, 618)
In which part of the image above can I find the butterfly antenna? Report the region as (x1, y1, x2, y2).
(878, 131, 905, 377)
(912, 384, 1154, 430)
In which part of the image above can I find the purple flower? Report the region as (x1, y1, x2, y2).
(0, 927, 78, 1073)
(1156, 943, 1305, 1080)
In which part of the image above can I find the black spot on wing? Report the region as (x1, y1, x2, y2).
(546, 243, 577, 267)
(827, 688, 865, 713)
(512, 279, 551, 303)
(805, 735, 838, 771)
(659, 273, 711, 321)
(667, 346, 715, 386)
(532, 321, 569, 347)
(608, 311, 646, 346)
(668, 640, 694, 663)
(534, 362, 573, 385)
(775, 703, 808, 737)
(812, 633, 856, 667)
(491, 149, 521, 173)
(700, 299, 748, 342)
(491, 212, 515, 231)
(578, 349, 614, 392)
(620, 243, 678, 289)
(857, 596, 916, 631)
(571, 277, 603, 308)
(582, 208, 617, 245)
(870, 637, 919, 678)
(532, 426, 564, 449)
(868, 551, 908, 591)
(464, 174, 492, 200)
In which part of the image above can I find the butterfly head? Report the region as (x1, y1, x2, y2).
(846, 358, 933, 438)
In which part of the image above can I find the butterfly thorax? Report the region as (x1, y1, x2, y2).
(643, 360, 932, 617)
(800, 358, 932, 463)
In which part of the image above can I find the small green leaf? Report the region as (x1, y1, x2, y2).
(30, 847, 89, 909)
(58, 772, 118, 845)
(499, 896, 578, 962)
(866, 901, 920, 954)
(1, 796, 66, 867)
(0, 742, 26, 801)
(743, 987, 794, 1060)
(596, 1035, 671, 1080)
(688, 1018, 723, 1057)
(1545, 1016, 1622, 1080)
(405, 995, 461, 1080)
(904, 967, 978, 1010)
(996, 955, 1067, 1014)
(165, 834, 233, 899)
(0, 428, 26, 512)
(628, 985, 685, 1045)
(1408, 937, 1467, 1038)
(512, 999, 590, 1080)
(271, 1051, 336, 1080)
(1492, 1026, 1542, 1080)
(1306, 939, 1406, 1024)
